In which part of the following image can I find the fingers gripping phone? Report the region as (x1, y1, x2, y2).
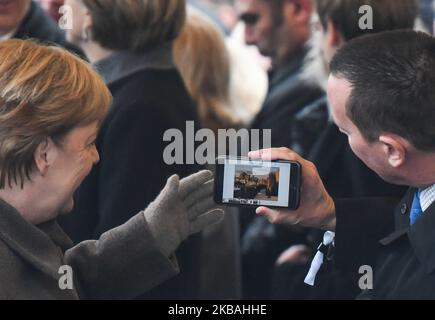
(214, 157, 301, 210)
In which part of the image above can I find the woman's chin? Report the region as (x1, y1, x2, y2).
(59, 197, 75, 215)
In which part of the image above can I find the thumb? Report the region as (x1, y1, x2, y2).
(190, 209, 224, 234)
(256, 206, 280, 223)
(159, 174, 180, 202)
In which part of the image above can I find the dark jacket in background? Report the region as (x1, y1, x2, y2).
(14, 1, 83, 56)
(249, 47, 325, 149)
(335, 189, 435, 299)
(60, 45, 202, 299)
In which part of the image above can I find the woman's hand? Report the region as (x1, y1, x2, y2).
(248, 148, 336, 231)
(144, 170, 224, 257)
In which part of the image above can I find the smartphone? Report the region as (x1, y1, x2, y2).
(214, 156, 301, 210)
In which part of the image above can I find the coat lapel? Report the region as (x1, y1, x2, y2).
(0, 199, 72, 281)
(379, 188, 435, 274)
(408, 199, 435, 274)
(379, 189, 414, 246)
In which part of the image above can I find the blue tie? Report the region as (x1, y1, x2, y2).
(410, 190, 423, 225)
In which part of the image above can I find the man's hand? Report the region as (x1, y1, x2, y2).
(249, 148, 336, 231)
(276, 245, 312, 266)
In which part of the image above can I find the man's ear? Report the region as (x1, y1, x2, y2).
(325, 19, 343, 48)
(379, 135, 406, 168)
(34, 138, 56, 176)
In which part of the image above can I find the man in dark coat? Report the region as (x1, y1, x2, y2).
(269, 0, 417, 300)
(238, 0, 325, 150)
(254, 30, 435, 299)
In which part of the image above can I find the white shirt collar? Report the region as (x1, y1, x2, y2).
(0, 28, 17, 42)
(420, 184, 435, 212)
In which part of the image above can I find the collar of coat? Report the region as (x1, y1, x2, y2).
(380, 188, 435, 275)
(94, 42, 175, 87)
(0, 198, 74, 281)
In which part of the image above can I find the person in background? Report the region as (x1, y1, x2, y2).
(0, 0, 80, 54)
(174, 8, 242, 299)
(236, 0, 327, 299)
(174, 7, 241, 133)
(237, 0, 325, 149)
(59, 0, 204, 299)
(0, 39, 223, 299)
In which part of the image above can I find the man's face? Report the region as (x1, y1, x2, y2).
(0, 0, 30, 35)
(327, 75, 400, 184)
(237, 0, 278, 57)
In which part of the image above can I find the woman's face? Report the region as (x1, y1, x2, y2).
(44, 121, 100, 216)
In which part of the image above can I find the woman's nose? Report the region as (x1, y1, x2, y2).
(93, 147, 100, 164)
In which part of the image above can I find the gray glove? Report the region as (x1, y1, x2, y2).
(144, 170, 224, 257)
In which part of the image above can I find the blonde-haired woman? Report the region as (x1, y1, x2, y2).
(174, 7, 241, 133)
(0, 39, 222, 299)
(62, 0, 206, 299)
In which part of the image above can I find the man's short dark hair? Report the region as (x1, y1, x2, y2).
(330, 30, 435, 151)
(315, 0, 418, 41)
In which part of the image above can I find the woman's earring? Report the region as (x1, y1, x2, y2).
(81, 27, 90, 42)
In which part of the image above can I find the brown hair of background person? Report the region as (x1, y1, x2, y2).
(82, 0, 186, 52)
(0, 40, 110, 189)
(315, 0, 418, 41)
(174, 8, 241, 133)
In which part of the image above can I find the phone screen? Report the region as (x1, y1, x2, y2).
(220, 158, 292, 208)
